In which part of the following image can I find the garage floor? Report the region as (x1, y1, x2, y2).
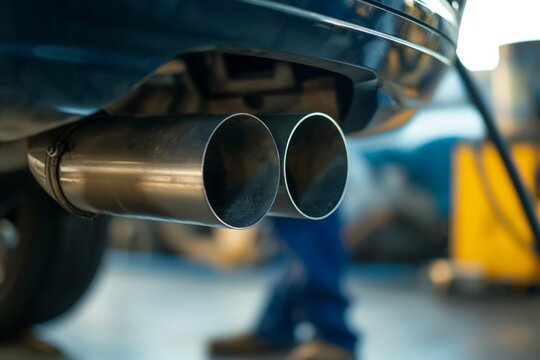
(3, 251, 540, 360)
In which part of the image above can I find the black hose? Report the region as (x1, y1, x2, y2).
(455, 58, 540, 252)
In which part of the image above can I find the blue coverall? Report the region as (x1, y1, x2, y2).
(254, 213, 358, 353)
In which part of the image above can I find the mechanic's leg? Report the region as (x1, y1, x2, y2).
(254, 251, 304, 345)
(272, 214, 358, 354)
(209, 237, 304, 357)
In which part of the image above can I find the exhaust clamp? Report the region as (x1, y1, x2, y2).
(44, 130, 97, 220)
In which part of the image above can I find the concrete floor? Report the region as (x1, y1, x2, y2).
(3, 251, 540, 360)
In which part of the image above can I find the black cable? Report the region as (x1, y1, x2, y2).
(455, 58, 540, 253)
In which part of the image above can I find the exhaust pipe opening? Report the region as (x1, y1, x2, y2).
(284, 114, 348, 219)
(203, 115, 280, 228)
(27, 114, 280, 229)
(262, 113, 348, 220)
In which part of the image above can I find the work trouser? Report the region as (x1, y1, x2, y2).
(255, 213, 358, 353)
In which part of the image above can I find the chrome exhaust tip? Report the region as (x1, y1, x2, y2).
(27, 113, 280, 229)
(262, 113, 348, 220)
(202, 114, 280, 228)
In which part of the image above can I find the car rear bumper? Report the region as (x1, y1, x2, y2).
(0, 0, 462, 140)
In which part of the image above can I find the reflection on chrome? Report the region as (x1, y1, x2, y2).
(27, 114, 280, 229)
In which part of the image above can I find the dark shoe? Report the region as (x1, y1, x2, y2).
(208, 333, 294, 358)
(286, 340, 355, 360)
(0, 328, 64, 359)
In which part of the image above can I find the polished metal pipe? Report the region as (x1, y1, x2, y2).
(27, 114, 280, 229)
(261, 113, 348, 219)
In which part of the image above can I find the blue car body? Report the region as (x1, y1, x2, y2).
(0, 0, 463, 141)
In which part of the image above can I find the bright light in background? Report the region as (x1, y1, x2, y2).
(457, 0, 540, 71)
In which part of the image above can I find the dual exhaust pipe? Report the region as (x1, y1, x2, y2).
(27, 112, 348, 229)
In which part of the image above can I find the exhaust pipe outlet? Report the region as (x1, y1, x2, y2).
(262, 113, 348, 220)
(27, 114, 280, 229)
